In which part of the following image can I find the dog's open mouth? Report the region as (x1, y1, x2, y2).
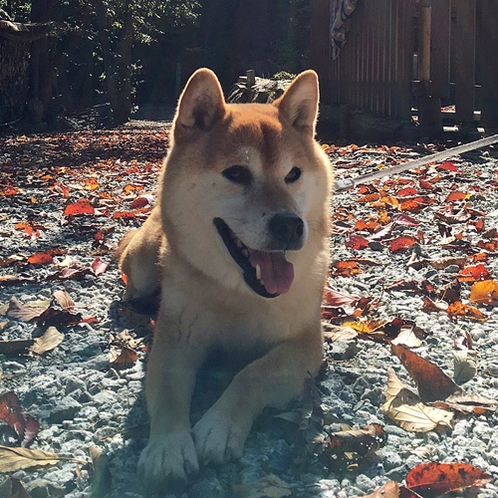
(213, 218, 294, 298)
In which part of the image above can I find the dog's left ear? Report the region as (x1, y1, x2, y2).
(274, 70, 319, 135)
(173, 68, 226, 143)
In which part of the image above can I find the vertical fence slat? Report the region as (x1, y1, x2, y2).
(480, 0, 498, 127)
(454, 0, 476, 122)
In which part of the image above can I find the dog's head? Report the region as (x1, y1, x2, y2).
(161, 68, 332, 299)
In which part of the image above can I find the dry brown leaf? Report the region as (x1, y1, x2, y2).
(89, 445, 112, 498)
(453, 350, 478, 384)
(382, 369, 453, 433)
(391, 327, 422, 348)
(433, 391, 497, 415)
(363, 481, 400, 498)
(233, 473, 291, 498)
(429, 256, 467, 270)
(53, 289, 75, 310)
(0, 476, 31, 498)
(391, 344, 459, 402)
(0, 446, 61, 472)
(29, 327, 64, 355)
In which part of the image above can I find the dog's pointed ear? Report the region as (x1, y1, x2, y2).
(173, 68, 225, 143)
(274, 70, 319, 135)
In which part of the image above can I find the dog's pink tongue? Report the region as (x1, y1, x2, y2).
(250, 250, 294, 295)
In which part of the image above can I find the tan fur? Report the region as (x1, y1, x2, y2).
(118, 68, 333, 490)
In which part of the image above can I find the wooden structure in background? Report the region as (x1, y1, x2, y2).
(310, 0, 498, 129)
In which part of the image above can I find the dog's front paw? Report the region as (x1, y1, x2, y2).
(193, 406, 251, 465)
(138, 431, 199, 490)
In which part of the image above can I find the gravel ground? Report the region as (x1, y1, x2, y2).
(1, 123, 498, 498)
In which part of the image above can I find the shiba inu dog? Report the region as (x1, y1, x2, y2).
(117, 68, 333, 490)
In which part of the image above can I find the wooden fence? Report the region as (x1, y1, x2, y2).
(310, 0, 498, 129)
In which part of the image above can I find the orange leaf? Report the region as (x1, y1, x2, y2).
(358, 193, 380, 203)
(396, 187, 418, 197)
(446, 191, 467, 202)
(470, 280, 498, 304)
(27, 252, 53, 265)
(406, 462, 491, 497)
(63, 200, 95, 216)
(447, 301, 487, 321)
(354, 219, 381, 232)
(112, 211, 136, 219)
(458, 264, 491, 282)
(388, 236, 419, 252)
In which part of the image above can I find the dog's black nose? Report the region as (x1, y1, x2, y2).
(268, 213, 305, 250)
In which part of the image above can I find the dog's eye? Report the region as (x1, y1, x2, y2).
(222, 165, 252, 185)
(285, 167, 301, 184)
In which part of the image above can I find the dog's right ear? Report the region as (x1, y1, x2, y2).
(173, 68, 225, 143)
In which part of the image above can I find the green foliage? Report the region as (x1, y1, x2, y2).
(0, 0, 31, 22)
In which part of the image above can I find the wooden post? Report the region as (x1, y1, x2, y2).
(453, 0, 476, 123)
(480, 0, 498, 128)
(246, 69, 255, 102)
(175, 63, 182, 98)
(309, 0, 330, 102)
(417, 0, 442, 128)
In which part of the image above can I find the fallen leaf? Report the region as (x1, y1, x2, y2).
(63, 199, 95, 216)
(2, 296, 51, 322)
(53, 289, 75, 310)
(233, 473, 291, 498)
(470, 280, 498, 304)
(0, 446, 62, 472)
(452, 350, 478, 384)
(345, 235, 369, 250)
(446, 301, 487, 321)
(0, 338, 35, 356)
(405, 462, 491, 497)
(326, 423, 385, 456)
(382, 369, 453, 433)
(388, 236, 419, 253)
(0, 392, 39, 446)
(0, 477, 31, 498)
(391, 344, 459, 402)
(29, 327, 64, 355)
(458, 264, 491, 283)
(90, 257, 108, 276)
(27, 252, 53, 265)
(109, 346, 137, 369)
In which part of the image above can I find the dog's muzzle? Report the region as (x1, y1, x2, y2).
(213, 216, 303, 298)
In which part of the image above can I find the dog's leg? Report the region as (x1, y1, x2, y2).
(193, 328, 323, 464)
(138, 316, 204, 488)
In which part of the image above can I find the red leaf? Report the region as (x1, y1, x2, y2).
(388, 236, 419, 252)
(458, 264, 491, 282)
(345, 235, 369, 250)
(0, 392, 39, 445)
(27, 252, 54, 265)
(64, 200, 95, 216)
(438, 161, 460, 173)
(323, 287, 358, 307)
(90, 257, 108, 276)
(392, 213, 419, 227)
(406, 462, 491, 497)
(396, 187, 419, 197)
(130, 196, 149, 209)
(419, 179, 435, 190)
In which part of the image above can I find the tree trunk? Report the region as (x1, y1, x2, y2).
(94, 0, 133, 126)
